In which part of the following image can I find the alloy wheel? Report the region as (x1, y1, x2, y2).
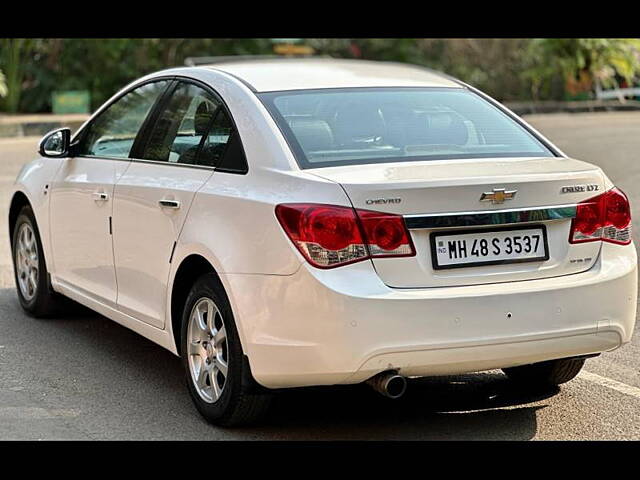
(187, 297, 229, 403)
(15, 223, 39, 301)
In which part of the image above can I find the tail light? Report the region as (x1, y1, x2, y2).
(569, 187, 632, 245)
(275, 203, 415, 268)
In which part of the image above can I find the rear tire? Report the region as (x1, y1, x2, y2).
(181, 273, 272, 426)
(502, 357, 586, 387)
(11, 205, 66, 317)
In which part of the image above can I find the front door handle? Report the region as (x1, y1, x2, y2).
(158, 199, 180, 209)
(93, 192, 109, 202)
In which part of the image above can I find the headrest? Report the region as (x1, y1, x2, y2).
(426, 112, 468, 145)
(194, 101, 215, 136)
(332, 102, 385, 145)
(287, 117, 334, 151)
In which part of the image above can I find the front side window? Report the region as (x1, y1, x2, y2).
(77, 80, 169, 159)
(259, 88, 555, 169)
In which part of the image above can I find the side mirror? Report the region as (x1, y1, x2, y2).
(39, 128, 71, 158)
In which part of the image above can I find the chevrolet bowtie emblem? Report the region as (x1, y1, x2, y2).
(480, 188, 517, 204)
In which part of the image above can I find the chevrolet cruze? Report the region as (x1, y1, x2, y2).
(9, 58, 637, 426)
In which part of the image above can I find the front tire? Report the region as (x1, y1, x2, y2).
(181, 273, 272, 426)
(502, 357, 586, 387)
(12, 205, 65, 317)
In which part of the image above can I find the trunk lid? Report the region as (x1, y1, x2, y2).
(308, 156, 606, 288)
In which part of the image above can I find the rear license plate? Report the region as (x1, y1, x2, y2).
(430, 225, 549, 270)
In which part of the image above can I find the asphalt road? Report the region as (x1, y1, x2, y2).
(0, 112, 640, 440)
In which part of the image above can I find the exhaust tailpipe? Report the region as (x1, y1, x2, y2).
(366, 371, 407, 399)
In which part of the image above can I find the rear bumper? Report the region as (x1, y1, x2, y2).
(223, 242, 637, 389)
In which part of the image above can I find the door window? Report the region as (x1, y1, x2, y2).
(197, 108, 232, 167)
(77, 80, 169, 159)
(141, 82, 221, 164)
(140, 81, 247, 172)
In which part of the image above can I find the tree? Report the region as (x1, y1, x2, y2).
(12, 38, 276, 112)
(0, 69, 7, 98)
(4, 38, 640, 113)
(0, 39, 33, 112)
(523, 39, 640, 100)
(415, 39, 535, 101)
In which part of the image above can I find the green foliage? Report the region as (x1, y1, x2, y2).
(0, 39, 35, 112)
(0, 69, 6, 98)
(523, 38, 640, 99)
(9, 38, 275, 113)
(414, 39, 537, 101)
(3, 38, 640, 113)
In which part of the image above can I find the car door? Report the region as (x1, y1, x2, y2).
(111, 80, 231, 328)
(49, 80, 171, 305)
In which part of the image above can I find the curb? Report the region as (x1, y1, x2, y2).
(0, 114, 88, 139)
(505, 100, 640, 116)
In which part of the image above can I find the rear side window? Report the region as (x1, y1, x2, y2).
(141, 81, 248, 172)
(197, 108, 232, 167)
(77, 80, 169, 159)
(259, 87, 554, 169)
(141, 82, 221, 164)
(208, 111, 248, 173)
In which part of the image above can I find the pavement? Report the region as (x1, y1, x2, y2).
(0, 137, 38, 287)
(0, 111, 639, 439)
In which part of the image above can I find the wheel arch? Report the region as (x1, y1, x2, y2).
(170, 253, 226, 356)
(168, 251, 268, 395)
(8, 190, 32, 242)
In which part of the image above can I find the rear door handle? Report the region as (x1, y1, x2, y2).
(158, 199, 180, 209)
(93, 192, 109, 202)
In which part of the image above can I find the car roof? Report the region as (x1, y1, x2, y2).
(200, 58, 463, 92)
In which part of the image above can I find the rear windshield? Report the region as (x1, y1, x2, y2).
(259, 88, 554, 169)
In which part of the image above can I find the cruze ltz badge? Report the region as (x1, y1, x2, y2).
(561, 184, 600, 194)
(480, 188, 517, 204)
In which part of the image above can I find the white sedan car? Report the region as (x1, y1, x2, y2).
(9, 59, 637, 426)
